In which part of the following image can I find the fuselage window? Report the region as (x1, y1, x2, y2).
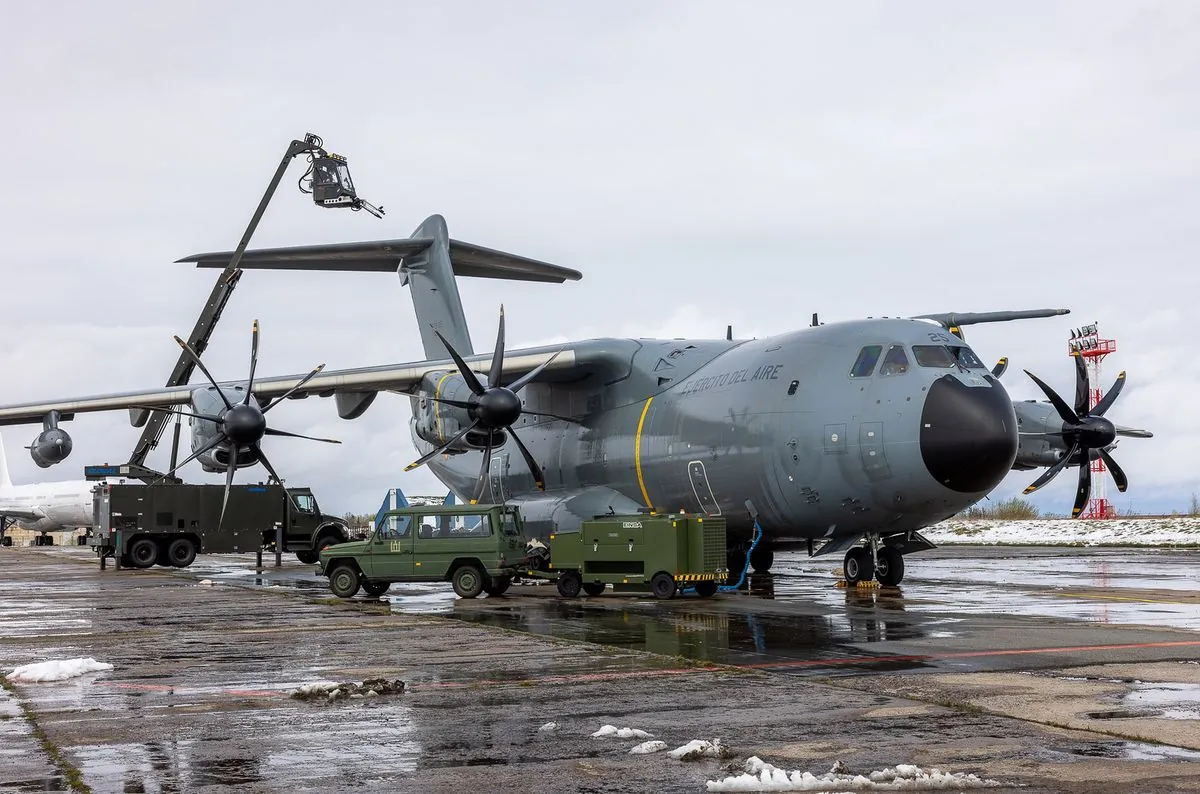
(951, 346, 987, 369)
(878, 345, 910, 376)
(912, 345, 956, 368)
(849, 345, 883, 378)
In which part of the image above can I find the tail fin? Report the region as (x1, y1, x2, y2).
(375, 487, 411, 536)
(178, 213, 582, 362)
(0, 431, 12, 488)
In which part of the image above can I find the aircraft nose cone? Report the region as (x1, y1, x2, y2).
(920, 375, 1018, 493)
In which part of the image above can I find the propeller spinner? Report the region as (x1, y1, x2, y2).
(404, 306, 576, 502)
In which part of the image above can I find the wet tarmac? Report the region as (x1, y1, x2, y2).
(1, 545, 1198, 792)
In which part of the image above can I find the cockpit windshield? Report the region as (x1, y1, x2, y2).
(950, 346, 986, 369)
(912, 345, 956, 368)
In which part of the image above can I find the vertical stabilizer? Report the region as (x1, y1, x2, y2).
(399, 215, 475, 359)
(0, 431, 11, 488)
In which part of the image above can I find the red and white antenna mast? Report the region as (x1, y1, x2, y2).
(1067, 322, 1117, 519)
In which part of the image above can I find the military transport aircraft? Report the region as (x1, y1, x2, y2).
(0, 214, 1152, 584)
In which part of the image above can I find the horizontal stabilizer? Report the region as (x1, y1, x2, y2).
(179, 238, 582, 283)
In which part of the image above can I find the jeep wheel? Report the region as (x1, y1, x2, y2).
(582, 581, 605, 597)
(556, 572, 582, 598)
(129, 538, 158, 569)
(362, 580, 390, 597)
(651, 572, 678, 600)
(328, 564, 361, 599)
(484, 576, 512, 597)
(452, 565, 486, 599)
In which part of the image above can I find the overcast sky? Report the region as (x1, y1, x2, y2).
(2, 1, 1196, 517)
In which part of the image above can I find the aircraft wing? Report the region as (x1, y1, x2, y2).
(0, 348, 578, 427)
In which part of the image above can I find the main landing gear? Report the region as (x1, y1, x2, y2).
(843, 538, 904, 587)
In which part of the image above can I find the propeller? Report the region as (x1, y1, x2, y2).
(142, 320, 340, 528)
(404, 306, 576, 502)
(1020, 353, 1134, 517)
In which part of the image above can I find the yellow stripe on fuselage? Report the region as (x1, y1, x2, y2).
(635, 396, 654, 508)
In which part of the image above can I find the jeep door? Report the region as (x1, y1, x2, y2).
(366, 523, 415, 580)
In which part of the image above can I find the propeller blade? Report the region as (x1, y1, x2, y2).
(433, 330, 486, 396)
(262, 364, 326, 413)
(508, 428, 545, 490)
(174, 335, 233, 411)
(1090, 371, 1126, 417)
(1072, 352, 1089, 416)
(403, 421, 479, 472)
(132, 405, 223, 424)
(472, 436, 494, 504)
(523, 409, 583, 424)
(1071, 452, 1092, 518)
(489, 305, 505, 389)
(218, 456, 237, 530)
(1023, 370, 1078, 424)
(1098, 447, 1128, 492)
(244, 320, 260, 405)
(255, 445, 287, 487)
(157, 433, 226, 481)
(264, 427, 341, 444)
(1022, 442, 1078, 495)
(1114, 425, 1153, 439)
(991, 357, 1008, 379)
(427, 396, 475, 410)
(507, 346, 568, 393)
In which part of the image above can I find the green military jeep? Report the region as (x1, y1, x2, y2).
(318, 503, 526, 599)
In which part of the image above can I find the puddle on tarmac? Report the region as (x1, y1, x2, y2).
(1058, 741, 1200, 762)
(1121, 682, 1200, 720)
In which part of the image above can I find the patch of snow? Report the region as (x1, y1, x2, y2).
(630, 740, 669, 754)
(925, 517, 1200, 547)
(591, 724, 654, 739)
(538, 722, 559, 733)
(197, 579, 214, 586)
(292, 682, 341, 696)
(8, 658, 113, 683)
(707, 757, 1003, 791)
(670, 738, 731, 760)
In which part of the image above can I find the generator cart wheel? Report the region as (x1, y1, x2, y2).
(362, 580, 390, 597)
(694, 581, 718, 598)
(452, 564, 486, 599)
(167, 537, 197, 568)
(556, 572, 582, 598)
(582, 581, 605, 597)
(484, 576, 512, 597)
(295, 550, 318, 564)
(129, 538, 158, 569)
(650, 572, 678, 600)
(328, 564, 361, 599)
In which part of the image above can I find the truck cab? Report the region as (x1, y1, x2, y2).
(318, 504, 526, 599)
(286, 487, 351, 563)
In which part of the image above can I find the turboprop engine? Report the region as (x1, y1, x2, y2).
(28, 411, 72, 468)
(411, 371, 504, 452)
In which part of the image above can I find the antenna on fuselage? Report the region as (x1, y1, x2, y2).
(726, 325, 733, 341)
(811, 313, 823, 327)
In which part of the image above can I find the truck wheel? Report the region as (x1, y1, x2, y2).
(651, 572, 678, 600)
(129, 538, 158, 569)
(484, 576, 512, 597)
(167, 537, 197, 568)
(362, 581, 390, 597)
(452, 565, 486, 599)
(694, 581, 719, 598)
(556, 572, 582, 598)
(328, 564, 361, 599)
(295, 550, 318, 565)
(582, 582, 605, 597)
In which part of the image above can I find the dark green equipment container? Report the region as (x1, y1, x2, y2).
(548, 512, 727, 599)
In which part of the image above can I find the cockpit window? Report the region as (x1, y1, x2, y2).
(912, 345, 956, 368)
(951, 346, 986, 369)
(849, 345, 882, 378)
(878, 345, 909, 376)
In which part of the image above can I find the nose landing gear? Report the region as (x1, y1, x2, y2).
(843, 535, 905, 586)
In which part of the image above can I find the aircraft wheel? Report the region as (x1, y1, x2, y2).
(556, 572, 582, 598)
(328, 564, 361, 599)
(452, 564, 486, 599)
(167, 537, 197, 568)
(651, 572, 678, 600)
(843, 547, 872, 584)
(129, 538, 158, 569)
(694, 581, 718, 598)
(874, 547, 904, 586)
(484, 576, 512, 597)
(362, 580, 390, 597)
(295, 550, 318, 564)
(582, 581, 605, 597)
(749, 545, 774, 573)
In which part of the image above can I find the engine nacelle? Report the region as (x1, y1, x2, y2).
(29, 428, 73, 468)
(411, 371, 504, 451)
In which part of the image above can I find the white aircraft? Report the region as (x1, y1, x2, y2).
(0, 432, 94, 545)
